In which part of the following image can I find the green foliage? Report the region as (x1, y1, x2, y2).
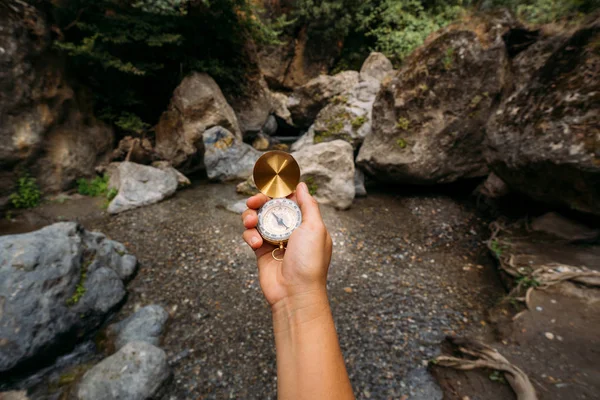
(396, 117, 410, 130)
(487, 0, 598, 24)
(115, 112, 150, 134)
(489, 239, 507, 258)
(52, 0, 284, 134)
(351, 115, 367, 130)
(396, 138, 408, 148)
(77, 175, 110, 197)
(516, 275, 541, 288)
(489, 370, 507, 384)
(66, 257, 91, 306)
(305, 177, 319, 195)
(10, 174, 41, 209)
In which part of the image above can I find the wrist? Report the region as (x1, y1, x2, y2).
(271, 289, 330, 334)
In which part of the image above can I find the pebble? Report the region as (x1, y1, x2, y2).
(545, 332, 555, 340)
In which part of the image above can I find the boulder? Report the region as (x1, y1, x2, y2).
(151, 161, 191, 187)
(203, 126, 262, 181)
(290, 126, 316, 152)
(109, 305, 169, 350)
(270, 92, 294, 126)
(252, 133, 271, 151)
(288, 71, 360, 128)
(0, 222, 136, 374)
(531, 213, 599, 243)
(107, 162, 183, 214)
(111, 136, 154, 165)
(77, 341, 170, 400)
(357, 29, 508, 184)
(360, 52, 394, 82)
(236, 175, 259, 196)
(474, 172, 510, 199)
(154, 72, 241, 171)
(0, 2, 113, 200)
(312, 75, 380, 148)
(486, 19, 600, 215)
(262, 115, 278, 136)
(227, 76, 273, 134)
(292, 140, 355, 209)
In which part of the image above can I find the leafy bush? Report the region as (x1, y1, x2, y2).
(77, 175, 110, 197)
(10, 174, 41, 209)
(50, 0, 283, 135)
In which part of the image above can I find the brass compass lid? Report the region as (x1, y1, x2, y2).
(253, 151, 301, 199)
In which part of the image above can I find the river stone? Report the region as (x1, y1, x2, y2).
(109, 305, 169, 350)
(313, 75, 380, 148)
(107, 162, 181, 214)
(154, 72, 241, 171)
(288, 71, 360, 128)
(357, 29, 507, 184)
(360, 52, 394, 82)
(262, 115, 278, 136)
(486, 18, 600, 215)
(290, 126, 316, 152)
(203, 126, 262, 181)
(0, 222, 135, 374)
(77, 341, 170, 400)
(236, 175, 259, 196)
(228, 76, 273, 134)
(292, 140, 355, 210)
(270, 92, 294, 126)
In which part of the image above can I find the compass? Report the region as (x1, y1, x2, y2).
(253, 151, 302, 260)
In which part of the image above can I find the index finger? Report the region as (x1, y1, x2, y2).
(246, 193, 269, 210)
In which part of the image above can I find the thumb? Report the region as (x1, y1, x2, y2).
(296, 182, 323, 226)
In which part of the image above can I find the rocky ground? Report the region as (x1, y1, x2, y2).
(0, 180, 507, 399)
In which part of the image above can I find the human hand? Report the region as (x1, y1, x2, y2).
(242, 182, 333, 309)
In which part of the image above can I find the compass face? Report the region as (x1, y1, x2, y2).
(257, 198, 302, 244)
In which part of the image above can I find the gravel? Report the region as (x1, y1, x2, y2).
(1, 181, 505, 399)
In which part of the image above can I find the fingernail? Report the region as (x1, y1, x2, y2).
(299, 182, 308, 193)
(251, 237, 259, 245)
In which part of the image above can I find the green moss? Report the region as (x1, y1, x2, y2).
(10, 173, 41, 209)
(443, 47, 454, 70)
(304, 177, 318, 195)
(396, 117, 410, 131)
(396, 138, 407, 149)
(66, 255, 93, 307)
(331, 95, 349, 105)
(351, 115, 367, 130)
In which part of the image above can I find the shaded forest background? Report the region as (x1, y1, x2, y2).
(35, 0, 598, 137)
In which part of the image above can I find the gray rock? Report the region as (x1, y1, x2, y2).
(354, 169, 367, 197)
(290, 126, 316, 152)
(292, 140, 355, 210)
(107, 162, 181, 214)
(475, 172, 510, 199)
(225, 199, 248, 214)
(109, 305, 169, 350)
(288, 71, 360, 128)
(360, 52, 394, 82)
(0, 222, 135, 373)
(236, 176, 259, 196)
(313, 75, 380, 148)
(154, 72, 241, 171)
(77, 341, 170, 400)
(486, 19, 600, 215)
(357, 29, 507, 184)
(228, 77, 273, 134)
(262, 115, 278, 136)
(203, 126, 262, 181)
(151, 161, 191, 187)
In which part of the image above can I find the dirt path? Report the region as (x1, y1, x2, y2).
(1, 182, 506, 399)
